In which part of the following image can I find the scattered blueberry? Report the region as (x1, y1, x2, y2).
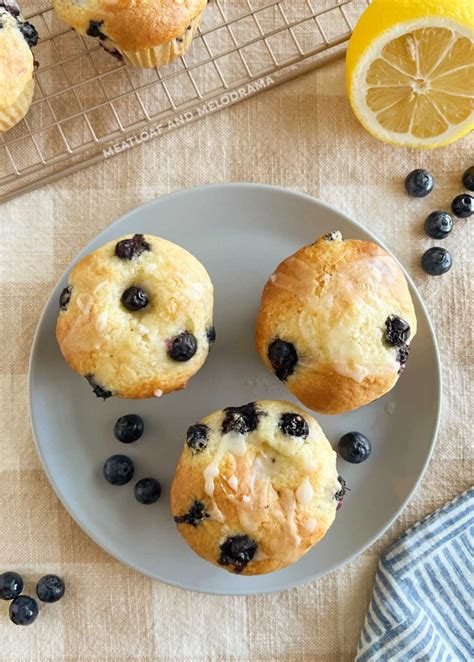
(222, 402, 263, 435)
(206, 326, 216, 347)
(0, 571, 23, 601)
(462, 166, 474, 191)
(219, 535, 257, 573)
(103, 455, 134, 486)
(85, 374, 112, 400)
(384, 316, 411, 347)
(186, 423, 210, 453)
(114, 414, 144, 443)
(174, 500, 209, 527)
(404, 169, 434, 198)
(338, 432, 372, 464)
(279, 413, 309, 439)
(451, 193, 473, 218)
(424, 211, 453, 239)
(59, 285, 71, 311)
(87, 19, 107, 41)
(121, 286, 149, 312)
(334, 476, 349, 510)
(19, 21, 38, 48)
(421, 247, 452, 276)
(268, 339, 298, 381)
(9, 596, 38, 626)
(115, 234, 151, 260)
(168, 331, 197, 362)
(36, 575, 65, 603)
(134, 478, 161, 505)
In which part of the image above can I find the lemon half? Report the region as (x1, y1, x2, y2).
(346, 0, 474, 148)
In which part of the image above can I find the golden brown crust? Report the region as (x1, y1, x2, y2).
(53, 0, 208, 51)
(255, 234, 417, 415)
(171, 400, 340, 575)
(0, 12, 34, 112)
(56, 233, 214, 399)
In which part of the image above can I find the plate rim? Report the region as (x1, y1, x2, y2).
(28, 182, 442, 595)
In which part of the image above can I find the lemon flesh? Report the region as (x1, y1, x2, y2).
(347, 0, 474, 148)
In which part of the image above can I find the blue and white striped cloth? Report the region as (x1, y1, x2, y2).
(356, 487, 474, 661)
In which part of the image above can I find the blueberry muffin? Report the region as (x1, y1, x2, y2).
(171, 400, 342, 575)
(0, 2, 38, 132)
(56, 234, 215, 399)
(256, 232, 417, 415)
(52, 0, 207, 68)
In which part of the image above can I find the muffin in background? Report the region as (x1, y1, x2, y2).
(0, 2, 38, 133)
(52, 0, 208, 68)
(256, 232, 417, 414)
(171, 400, 342, 575)
(56, 233, 215, 399)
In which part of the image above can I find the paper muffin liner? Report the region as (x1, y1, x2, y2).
(106, 11, 203, 69)
(0, 77, 34, 133)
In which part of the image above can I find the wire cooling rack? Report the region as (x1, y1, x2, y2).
(0, 0, 369, 202)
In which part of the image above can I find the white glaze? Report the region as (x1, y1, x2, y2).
(303, 456, 318, 473)
(95, 311, 108, 332)
(228, 475, 239, 491)
(154, 389, 163, 398)
(209, 501, 224, 523)
(303, 518, 318, 533)
(203, 431, 247, 497)
(295, 476, 314, 505)
(76, 293, 93, 315)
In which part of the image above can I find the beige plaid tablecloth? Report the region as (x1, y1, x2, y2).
(0, 57, 472, 661)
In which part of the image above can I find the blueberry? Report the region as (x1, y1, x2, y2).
(114, 414, 144, 443)
(334, 475, 349, 510)
(338, 432, 371, 464)
(384, 315, 411, 347)
(36, 575, 65, 603)
(0, 571, 23, 601)
(424, 211, 453, 239)
(168, 331, 197, 362)
(451, 193, 473, 218)
(206, 326, 216, 347)
(121, 286, 149, 312)
(268, 339, 298, 381)
(134, 478, 161, 504)
(0, 3, 21, 18)
(115, 234, 151, 260)
(397, 345, 410, 372)
(279, 413, 309, 439)
(462, 166, 474, 191)
(85, 374, 112, 400)
(421, 247, 452, 276)
(174, 500, 209, 527)
(103, 455, 134, 486)
(222, 402, 263, 435)
(186, 423, 210, 453)
(9, 596, 38, 625)
(218, 535, 257, 573)
(404, 169, 434, 197)
(59, 285, 71, 311)
(87, 19, 107, 40)
(19, 21, 38, 48)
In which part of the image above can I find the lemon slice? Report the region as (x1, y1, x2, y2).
(346, 0, 474, 148)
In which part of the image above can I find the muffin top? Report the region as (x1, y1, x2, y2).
(256, 232, 417, 413)
(53, 0, 208, 51)
(0, 8, 35, 109)
(171, 400, 341, 575)
(56, 233, 214, 399)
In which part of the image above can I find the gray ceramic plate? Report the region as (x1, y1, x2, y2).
(29, 184, 441, 595)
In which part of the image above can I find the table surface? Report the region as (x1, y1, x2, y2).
(0, 57, 472, 661)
